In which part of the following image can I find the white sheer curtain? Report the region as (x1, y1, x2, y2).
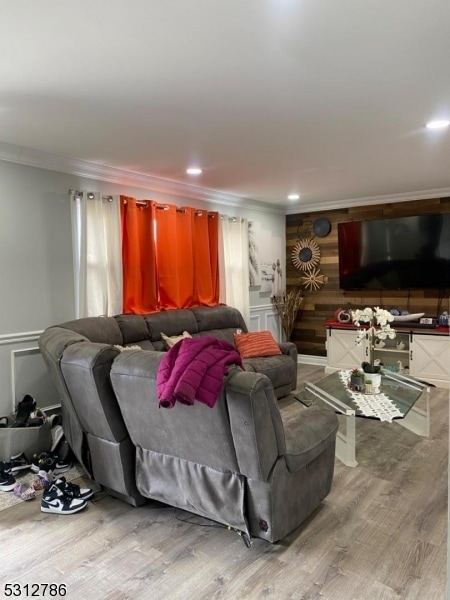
(71, 192, 122, 317)
(218, 216, 250, 327)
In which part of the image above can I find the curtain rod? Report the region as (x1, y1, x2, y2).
(220, 214, 244, 222)
(69, 191, 222, 217)
(68, 190, 113, 202)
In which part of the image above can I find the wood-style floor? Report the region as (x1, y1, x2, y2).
(0, 366, 447, 600)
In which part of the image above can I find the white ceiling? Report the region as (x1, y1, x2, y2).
(1, 0, 450, 212)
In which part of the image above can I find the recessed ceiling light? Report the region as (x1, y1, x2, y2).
(288, 194, 300, 201)
(425, 120, 450, 130)
(186, 167, 202, 175)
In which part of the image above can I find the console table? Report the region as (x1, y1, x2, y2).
(325, 320, 450, 389)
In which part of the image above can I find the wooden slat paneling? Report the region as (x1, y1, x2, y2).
(286, 198, 450, 355)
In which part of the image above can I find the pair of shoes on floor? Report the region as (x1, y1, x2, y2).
(41, 478, 93, 515)
(31, 451, 71, 475)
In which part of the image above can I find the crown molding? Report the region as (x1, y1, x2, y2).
(0, 141, 285, 215)
(2, 140, 448, 216)
(285, 188, 450, 214)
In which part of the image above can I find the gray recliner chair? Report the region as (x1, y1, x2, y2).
(110, 349, 339, 543)
(38, 319, 145, 506)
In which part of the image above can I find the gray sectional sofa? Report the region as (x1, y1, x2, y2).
(39, 305, 338, 543)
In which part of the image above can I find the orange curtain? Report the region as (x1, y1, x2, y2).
(193, 210, 219, 306)
(121, 196, 158, 313)
(155, 205, 220, 309)
(155, 205, 195, 309)
(121, 198, 219, 313)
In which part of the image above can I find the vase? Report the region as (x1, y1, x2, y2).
(350, 374, 364, 392)
(361, 361, 381, 374)
(364, 372, 381, 394)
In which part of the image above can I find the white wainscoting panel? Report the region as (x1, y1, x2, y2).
(249, 304, 283, 342)
(249, 305, 326, 365)
(10, 347, 59, 413)
(0, 331, 59, 416)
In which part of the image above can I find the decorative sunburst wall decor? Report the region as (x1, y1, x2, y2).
(291, 238, 321, 271)
(301, 267, 326, 291)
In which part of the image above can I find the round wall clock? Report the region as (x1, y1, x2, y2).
(313, 217, 331, 238)
(291, 238, 321, 271)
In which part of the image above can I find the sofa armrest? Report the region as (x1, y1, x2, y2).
(278, 341, 297, 360)
(281, 404, 338, 473)
(225, 370, 285, 481)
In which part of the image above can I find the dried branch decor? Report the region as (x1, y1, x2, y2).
(271, 288, 304, 340)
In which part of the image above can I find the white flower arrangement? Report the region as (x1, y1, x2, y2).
(352, 306, 396, 371)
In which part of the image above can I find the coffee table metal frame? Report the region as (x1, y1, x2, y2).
(303, 369, 430, 468)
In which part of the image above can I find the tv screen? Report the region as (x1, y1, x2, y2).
(338, 213, 450, 290)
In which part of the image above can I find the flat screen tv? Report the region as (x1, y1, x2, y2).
(338, 213, 450, 290)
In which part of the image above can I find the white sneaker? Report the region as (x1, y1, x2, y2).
(40, 484, 86, 515)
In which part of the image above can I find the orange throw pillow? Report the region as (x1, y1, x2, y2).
(233, 331, 282, 359)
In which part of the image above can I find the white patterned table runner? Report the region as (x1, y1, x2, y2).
(339, 370, 404, 422)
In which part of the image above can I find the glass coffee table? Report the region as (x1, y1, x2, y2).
(295, 369, 431, 467)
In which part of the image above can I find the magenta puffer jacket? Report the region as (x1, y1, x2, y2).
(157, 336, 243, 408)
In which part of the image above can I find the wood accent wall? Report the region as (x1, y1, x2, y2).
(286, 197, 450, 357)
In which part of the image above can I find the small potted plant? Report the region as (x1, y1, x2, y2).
(350, 368, 365, 391)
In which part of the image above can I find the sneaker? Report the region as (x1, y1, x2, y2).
(13, 394, 36, 427)
(34, 452, 71, 475)
(28, 408, 47, 427)
(5, 452, 31, 474)
(47, 413, 62, 428)
(50, 425, 65, 453)
(41, 484, 87, 515)
(0, 467, 16, 492)
(31, 451, 50, 473)
(53, 477, 93, 501)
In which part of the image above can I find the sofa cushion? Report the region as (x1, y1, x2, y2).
(145, 309, 198, 342)
(190, 305, 247, 332)
(115, 315, 151, 344)
(234, 331, 282, 358)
